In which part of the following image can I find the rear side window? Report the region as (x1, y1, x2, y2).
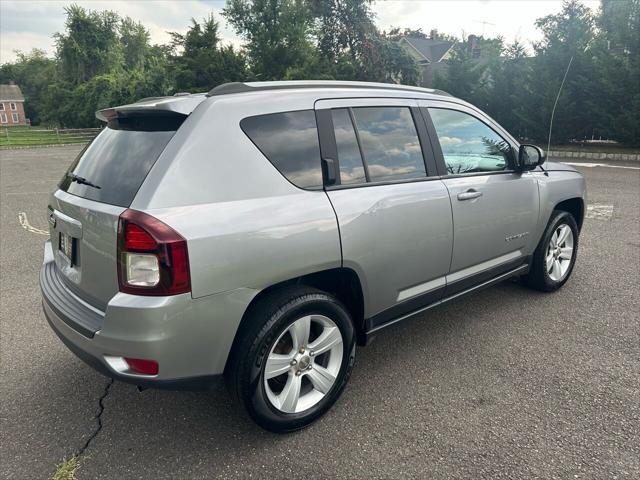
(241, 110, 322, 189)
(331, 109, 366, 185)
(351, 107, 426, 182)
(59, 116, 181, 207)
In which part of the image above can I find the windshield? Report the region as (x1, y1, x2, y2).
(59, 116, 180, 207)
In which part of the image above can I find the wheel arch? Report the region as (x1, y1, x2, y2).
(554, 197, 585, 231)
(224, 267, 367, 373)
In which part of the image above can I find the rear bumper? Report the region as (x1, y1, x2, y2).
(40, 241, 258, 389)
(43, 303, 222, 390)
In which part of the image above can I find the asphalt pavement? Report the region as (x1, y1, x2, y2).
(1, 145, 638, 479)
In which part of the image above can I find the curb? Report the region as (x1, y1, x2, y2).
(548, 150, 640, 162)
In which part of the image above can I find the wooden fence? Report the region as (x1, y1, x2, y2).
(0, 127, 101, 147)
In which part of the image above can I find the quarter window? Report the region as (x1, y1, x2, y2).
(331, 108, 366, 185)
(241, 110, 322, 189)
(351, 107, 426, 182)
(428, 108, 514, 175)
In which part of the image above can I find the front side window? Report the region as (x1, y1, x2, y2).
(241, 110, 322, 189)
(428, 108, 514, 175)
(331, 108, 366, 185)
(351, 107, 426, 182)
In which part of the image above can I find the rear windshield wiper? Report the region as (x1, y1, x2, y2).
(66, 172, 101, 189)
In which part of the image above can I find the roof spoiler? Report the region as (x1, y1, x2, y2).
(95, 94, 206, 122)
(206, 81, 451, 97)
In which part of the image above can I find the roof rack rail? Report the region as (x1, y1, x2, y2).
(206, 81, 451, 98)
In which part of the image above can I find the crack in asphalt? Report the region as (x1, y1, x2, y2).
(76, 378, 114, 458)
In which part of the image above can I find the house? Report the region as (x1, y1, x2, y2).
(0, 83, 28, 126)
(398, 31, 455, 87)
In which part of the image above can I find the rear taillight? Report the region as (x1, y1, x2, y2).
(117, 209, 190, 296)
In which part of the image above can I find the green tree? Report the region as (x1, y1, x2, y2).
(0, 49, 56, 125)
(433, 35, 503, 106)
(308, 0, 418, 84)
(309, 0, 374, 63)
(362, 32, 419, 84)
(54, 4, 123, 84)
(120, 17, 150, 71)
(384, 27, 430, 41)
(223, 0, 314, 80)
(169, 14, 247, 91)
(590, 0, 640, 145)
(530, 0, 597, 143)
(43, 5, 174, 127)
(483, 41, 536, 140)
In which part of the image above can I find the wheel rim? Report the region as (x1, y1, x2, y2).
(546, 223, 574, 282)
(263, 315, 343, 414)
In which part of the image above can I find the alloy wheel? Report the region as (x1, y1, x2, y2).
(263, 315, 344, 414)
(546, 223, 574, 282)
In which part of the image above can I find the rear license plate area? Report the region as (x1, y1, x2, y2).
(59, 232, 76, 264)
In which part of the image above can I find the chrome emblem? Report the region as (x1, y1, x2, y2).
(505, 232, 529, 242)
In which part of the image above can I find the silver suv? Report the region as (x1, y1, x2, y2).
(41, 81, 586, 432)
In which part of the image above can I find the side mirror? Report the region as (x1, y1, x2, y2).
(518, 144, 546, 171)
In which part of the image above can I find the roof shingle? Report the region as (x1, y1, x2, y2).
(402, 37, 454, 63)
(0, 84, 25, 102)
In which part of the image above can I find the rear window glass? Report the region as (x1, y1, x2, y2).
(240, 110, 322, 189)
(351, 107, 426, 183)
(59, 116, 179, 207)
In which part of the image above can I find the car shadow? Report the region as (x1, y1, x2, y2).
(37, 279, 555, 476)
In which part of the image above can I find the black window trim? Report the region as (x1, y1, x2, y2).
(240, 108, 325, 191)
(317, 104, 436, 189)
(421, 106, 518, 178)
(315, 109, 340, 187)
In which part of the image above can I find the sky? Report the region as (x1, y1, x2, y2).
(0, 0, 601, 64)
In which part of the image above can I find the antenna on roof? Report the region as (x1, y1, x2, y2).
(473, 19, 495, 36)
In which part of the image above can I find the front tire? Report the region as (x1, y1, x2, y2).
(225, 286, 356, 433)
(525, 210, 579, 292)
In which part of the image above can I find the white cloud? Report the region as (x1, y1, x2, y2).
(439, 136, 463, 146)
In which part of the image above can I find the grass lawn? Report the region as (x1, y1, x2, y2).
(0, 126, 98, 148)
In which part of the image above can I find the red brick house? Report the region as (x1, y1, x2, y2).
(0, 83, 28, 126)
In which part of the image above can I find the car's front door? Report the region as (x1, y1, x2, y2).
(315, 98, 453, 329)
(420, 102, 539, 295)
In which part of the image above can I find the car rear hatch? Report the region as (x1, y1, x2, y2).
(47, 94, 205, 311)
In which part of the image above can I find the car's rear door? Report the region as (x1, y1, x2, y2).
(419, 101, 539, 295)
(315, 98, 453, 330)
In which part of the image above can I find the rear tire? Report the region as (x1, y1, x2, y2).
(525, 210, 579, 292)
(225, 286, 356, 433)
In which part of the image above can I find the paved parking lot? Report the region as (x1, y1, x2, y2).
(1, 145, 638, 479)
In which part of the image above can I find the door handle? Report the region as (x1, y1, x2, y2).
(457, 189, 483, 201)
